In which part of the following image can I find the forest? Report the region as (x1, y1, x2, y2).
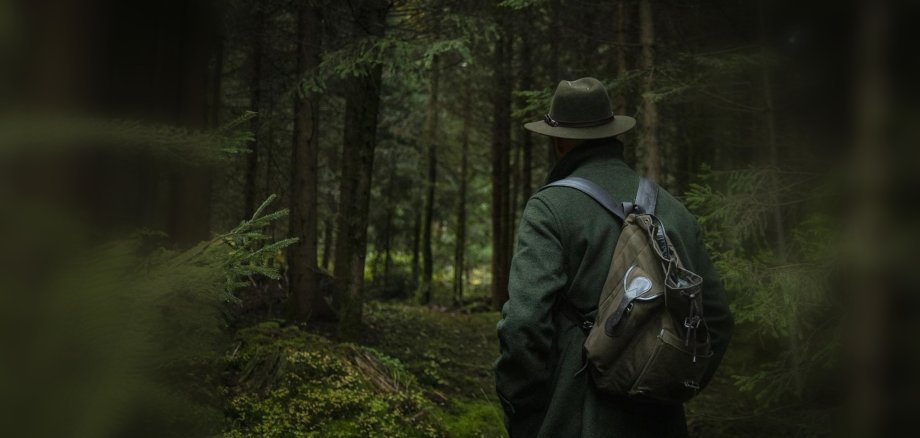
(0, 0, 912, 437)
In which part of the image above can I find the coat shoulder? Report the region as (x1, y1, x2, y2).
(527, 185, 594, 232)
(654, 186, 701, 235)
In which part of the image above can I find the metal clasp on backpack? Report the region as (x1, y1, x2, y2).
(683, 315, 703, 362)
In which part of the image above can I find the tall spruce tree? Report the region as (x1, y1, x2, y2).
(333, 0, 389, 338)
(288, 0, 329, 322)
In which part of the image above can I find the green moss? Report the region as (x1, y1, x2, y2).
(434, 399, 507, 438)
(224, 322, 442, 437)
(225, 305, 508, 437)
(362, 303, 507, 437)
(362, 303, 500, 399)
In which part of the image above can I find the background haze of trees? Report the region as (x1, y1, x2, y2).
(1, 0, 917, 437)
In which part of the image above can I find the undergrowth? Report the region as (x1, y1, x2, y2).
(363, 302, 506, 436)
(224, 321, 442, 437)
(223, 304, 506, 437)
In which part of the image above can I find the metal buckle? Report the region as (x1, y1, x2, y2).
(582, 321, 594, 330)
(544, 113, 615, 128)
(683, 380, 700, 390)
(684, 315, 701, 330)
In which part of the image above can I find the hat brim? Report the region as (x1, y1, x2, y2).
(523, 115, 636, 140)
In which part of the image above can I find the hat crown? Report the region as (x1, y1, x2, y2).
(523, 76, 635, 140)
(548, 77, 613, 124)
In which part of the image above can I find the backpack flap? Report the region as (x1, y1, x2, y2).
(540, 176, 713, 404)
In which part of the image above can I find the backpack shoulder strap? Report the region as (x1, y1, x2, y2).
(541, 177, 626, 222)
(635, 177, 659, 215)
(543, 176, 659, 218)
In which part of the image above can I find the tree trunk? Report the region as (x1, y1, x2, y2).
(382, 210, 393, 286)
(453, 91, 471, 306)
(522, 135, 533, 204)
(847, 2, 888, 436)
(168, 171, 212, 246)
(287, 2, 330, 322)
(501, 23, 516, 309)
(334, 64, 384, 338)
(243, 8, 265, 220)
(755, 0, 800, 400)
(511, 136, 521, 229)
(411, 208, 421, 284)
(22, 0, 215, 243)
(263, 84, 278, 239)
(322, 218, 334, 270)
(638, 0, 661, 183)
(382, 158, 396, 287)
(491, 16, 513, 310)
(758, 0, 787, 259)
(546, 0, 561, 171)
(334, 0, 388, 339)
(614, 0, 630, 117)
(168, 0, 214, 247)
(419, 56, 440, 305)
(208, 38, 223, 128)
(520, 10, 533, 202)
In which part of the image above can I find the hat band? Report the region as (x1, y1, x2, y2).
(544, 113, 616, 128)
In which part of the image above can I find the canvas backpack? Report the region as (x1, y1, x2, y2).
(542, 176, 713, 404)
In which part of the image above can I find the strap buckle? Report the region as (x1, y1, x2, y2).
(622, 201, 648, 215)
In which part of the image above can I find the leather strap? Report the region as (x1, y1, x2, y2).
(540, 176, 661, 337)
(542, 176, 658, 219)
(635, 178, 658, 214)
(542, 177, 626, 222)
(558, 297, 594, 334)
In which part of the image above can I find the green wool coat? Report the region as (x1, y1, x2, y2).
(495, 138, 733, 438)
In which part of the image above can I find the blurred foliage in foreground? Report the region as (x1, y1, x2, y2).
(684, 167, 842, 437)
(0, 196, 294, 438)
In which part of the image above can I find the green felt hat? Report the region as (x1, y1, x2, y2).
(524, 77, 635, 140)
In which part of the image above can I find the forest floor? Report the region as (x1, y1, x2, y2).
(224, 301, 745, 437)
(223, 301, 506, 437)
(361, 302, 506, 437)
(358, 302, 747, 437)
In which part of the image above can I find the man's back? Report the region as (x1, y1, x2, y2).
(495, 138, 733, 438)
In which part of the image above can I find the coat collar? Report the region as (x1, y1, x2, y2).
(545, 137, 626, 184)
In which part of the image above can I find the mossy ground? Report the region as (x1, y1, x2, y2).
(362, 302, 506, 437)
(223, 303, 506, 437)
(223, 320, 444, 437)
(223, 301, 761, 437)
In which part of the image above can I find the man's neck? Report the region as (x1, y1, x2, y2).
(545, 137, 626, 184)
(554, 138, 581, 157)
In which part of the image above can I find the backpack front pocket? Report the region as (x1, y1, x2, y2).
(628, 329, 713, 404)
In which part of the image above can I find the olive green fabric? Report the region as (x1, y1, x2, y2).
(494, 138, 733, 438)
(584, 213, 711, 403)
